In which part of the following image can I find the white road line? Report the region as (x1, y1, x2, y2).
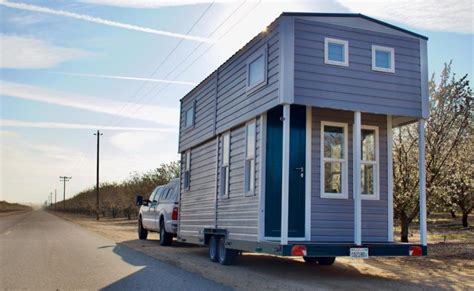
(4, 230, 12, 235)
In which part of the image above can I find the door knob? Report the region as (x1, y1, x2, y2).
(294, 167, 304, 178)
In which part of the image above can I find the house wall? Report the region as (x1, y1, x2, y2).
(215, 118, 262, 241)
(311, 107, 389, 242)
(293, 18, 422, 118)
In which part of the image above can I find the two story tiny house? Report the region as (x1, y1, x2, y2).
(177, 13, 428, 264)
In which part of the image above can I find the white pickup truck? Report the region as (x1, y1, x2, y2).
(136, 178, 179, 246)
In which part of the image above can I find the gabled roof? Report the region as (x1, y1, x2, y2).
(281, 12, 428, 40)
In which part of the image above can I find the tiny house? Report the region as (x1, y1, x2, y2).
(177, 12, 428, 265)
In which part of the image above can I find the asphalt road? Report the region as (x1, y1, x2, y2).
(0, 210, 230, 291)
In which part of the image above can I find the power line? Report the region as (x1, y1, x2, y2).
(111, 0, 261, 127)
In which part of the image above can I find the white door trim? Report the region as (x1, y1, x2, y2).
(305, 106, 312, 241)
(258, 114, 267, 242)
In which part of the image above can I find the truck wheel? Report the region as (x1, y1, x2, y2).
(208, 236, 219, 262)
(317, 257, 336, 266)
(217, 237, 237, 265)
(159, 220, 173, 246)
(303, 256, 318, 264)
(138, 217, 148, 240)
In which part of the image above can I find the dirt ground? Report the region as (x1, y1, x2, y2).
(51, 211, 473, 290)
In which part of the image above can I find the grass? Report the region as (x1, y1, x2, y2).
(0, 200, 32, 213)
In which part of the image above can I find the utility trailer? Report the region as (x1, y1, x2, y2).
(176, 12, 428, 265)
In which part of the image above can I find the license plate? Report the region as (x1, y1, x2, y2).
(350, 247, 369, 259)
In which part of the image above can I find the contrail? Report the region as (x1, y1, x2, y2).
(0, 1, 215, 43)
(52, 72, 198, 85)
(0, 119, 177, 132)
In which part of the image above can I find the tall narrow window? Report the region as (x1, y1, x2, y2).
(220, 132, 230, 198)
(324, 38, 349, 66)
(184, 151, 191, 190)
(244, 120, 256, 195)
(372, 45, 395, 73)
(321, 122, 348, 199)
(184, 106, 194, 128)
(246, 46, 267, 92)
(361, 126, 379, 199)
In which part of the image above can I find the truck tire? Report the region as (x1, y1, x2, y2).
(217, 237, 237, 265)
(208, 236, 219, 262)
(138, 217, 148, 240)
(317, 257, 336, 266)
(303, 256, 318, 264)
(159, 219, 173, 246)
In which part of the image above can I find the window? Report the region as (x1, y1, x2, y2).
(361, 126, 379, 200)
(184, 151, 191, 190)
(324, 38, 349, 66)
(244, 120, 256, 195)
(321, 122, 348, 199)
(372, 45, 395, 73)
(247, 46, 267, 91)
(184, 106, 194, 128)
(220, 132, 230, 198)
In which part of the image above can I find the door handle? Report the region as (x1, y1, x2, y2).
(294, 167, 304, 178)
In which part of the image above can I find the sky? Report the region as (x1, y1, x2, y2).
(0, 0, 473, 204)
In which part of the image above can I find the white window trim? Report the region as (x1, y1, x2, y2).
(184, 150, 191, 191)
(246, 45, 268, 93)
(244, 119, 256, 196)
(324, 37, 349, 67)
(220, 132, 231, 199)
(320, 121, 349, 199)
(360, 125, 380, 200)
(372, 45, 395, 73)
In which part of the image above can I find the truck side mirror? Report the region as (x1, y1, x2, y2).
(136, 195, 144, 206)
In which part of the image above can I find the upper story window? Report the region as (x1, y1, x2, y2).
(324, 38, 349, 67)
(372, 45, 395, 73)
(220, 132, 230, 198)
(247, 46, 267, 92)
(184, 105, 194, 128)
(244, 120, 256, 196)
(184, 151, 191, 190)
(361, 126, 379, 200)
(321, 122, 348, 199)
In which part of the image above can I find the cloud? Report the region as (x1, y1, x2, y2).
(51, 72, 198, 86)
(0, 35, 90, 69)
(80, 0, 225, 8)
(0, 80, 179, 126)
(0, 119, 176, 132)
(0, 1, 215, 43)
(109, 131, 172, 152)
(337, 0, 473, 34)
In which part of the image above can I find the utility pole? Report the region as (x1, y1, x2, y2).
(50, 192, 53, 206)
(54, 189, 57, 210)
(94, 130, 103, 220)
(59, 176, 72, 211)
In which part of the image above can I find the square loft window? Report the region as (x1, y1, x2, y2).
(324, 38, 349, 66)
(372, 45, 395, 73)
(247, 46, 267, 92)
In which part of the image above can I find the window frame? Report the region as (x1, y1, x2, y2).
(324, 37, 349, 67)
(372, 45, 395, 73)
(220, 132, 231, 199)
(183, 150, 191, 191)
(246, 45, 268, 94)
(360, 125, 380, 200)
(320, 121, 349, 199)
(184, 102, 195, 129)
(244, 119, 256, 196)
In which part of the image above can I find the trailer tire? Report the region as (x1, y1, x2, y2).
(303, 256, 318, 264)
(317, 257, 336, 266)
(138, 217, 148, 240)
(208, 236, 219, 262)
(217, 237, 237, 265)
(159, 220, 173, 246)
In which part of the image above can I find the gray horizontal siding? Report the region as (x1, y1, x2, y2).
(178, 138, 217, 239)
(216, 119, 261, 241)
(294, 18, 422, 118)
(311, 108, 388, 242)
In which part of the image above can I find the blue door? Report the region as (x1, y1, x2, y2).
(265, 105, 306, 238)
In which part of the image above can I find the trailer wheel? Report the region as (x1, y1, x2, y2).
(217, 237, 237, 265)
(138, 217, 148, 240)
(303, 256, 318, 264)
(208, 236, 219, 262)
(316, 257, 336, 266)
(159, 220, 173, 246)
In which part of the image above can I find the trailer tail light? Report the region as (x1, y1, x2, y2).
(291, 245, 307, 256)
(409, 246, 422, 256)
(172, 207, 179, 220)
